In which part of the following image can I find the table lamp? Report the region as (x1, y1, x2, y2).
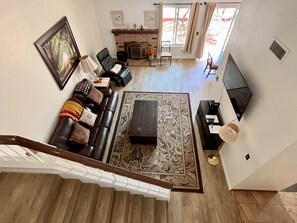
(80, 55, 98, 80)
(207, 122, 240, 166)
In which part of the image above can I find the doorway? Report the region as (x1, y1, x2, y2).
(203, 4, 240, 64)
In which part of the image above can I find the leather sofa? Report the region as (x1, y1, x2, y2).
(49, 80, 118, 161)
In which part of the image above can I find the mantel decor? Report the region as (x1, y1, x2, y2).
(111, 29, 159, 35)
(35, 16, 81, 90)
(110, 11, 125, 27)
(144, 11, 158, 28)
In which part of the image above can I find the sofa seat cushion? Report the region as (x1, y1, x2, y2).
(93, 127, 109, 160)
(105, 92, 118, 112)
(96, 97, 109, 111)
(88, 127, 99, 146)
(98, 110, 113, 129)
(94, 111, 104, 127)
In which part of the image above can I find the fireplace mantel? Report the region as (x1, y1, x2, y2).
(111, 29, 159, 35)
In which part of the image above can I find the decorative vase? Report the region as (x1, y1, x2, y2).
(148, 55, 154, 61)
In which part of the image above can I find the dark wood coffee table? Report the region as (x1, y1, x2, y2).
(129, 100, 158, 145)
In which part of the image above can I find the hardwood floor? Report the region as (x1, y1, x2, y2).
(1, 60, 293, 222)
(108, 59, 242, 223)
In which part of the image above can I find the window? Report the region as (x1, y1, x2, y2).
(203, 4, 239, 58)
(162, 5, 191, 45)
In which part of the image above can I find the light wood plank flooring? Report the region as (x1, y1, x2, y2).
(108, 59, 242, 223)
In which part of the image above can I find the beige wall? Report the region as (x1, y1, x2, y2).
(208, 0, 297, 190)
(91, 0, 241, 59)
(0, 0, 103, 142)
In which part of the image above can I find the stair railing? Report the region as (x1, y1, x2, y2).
(0, 135, 172, 200)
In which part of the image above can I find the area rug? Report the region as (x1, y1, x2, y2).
(127, 59, 158, 67)
(107, 91, 203, 192)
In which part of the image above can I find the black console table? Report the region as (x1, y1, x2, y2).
(196, 100, 223, 150)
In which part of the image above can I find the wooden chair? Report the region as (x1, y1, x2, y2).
(203, 52, 218, 78)
(159, 41, 172, 66)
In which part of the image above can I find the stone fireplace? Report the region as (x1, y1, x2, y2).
(111, 29, 159, 59)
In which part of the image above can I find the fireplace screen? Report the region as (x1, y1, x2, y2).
(125, 42, 148, 59)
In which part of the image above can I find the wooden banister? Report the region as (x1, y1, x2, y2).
(0, 135, 173, 189)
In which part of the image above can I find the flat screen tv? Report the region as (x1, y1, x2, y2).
(223, 54, 252, 121)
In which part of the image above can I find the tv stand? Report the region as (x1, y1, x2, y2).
(195, 100, 223, 150)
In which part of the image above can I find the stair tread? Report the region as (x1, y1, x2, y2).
(46, 179, 81, 223)
(70, 183, 99, 223)
(154, 200, 168, 223)
(27, 174, 62, 222)
(0, 173, 23, 203)
(0, 173, 49, 222)
(126, 194, 142, 223)
(92, 187, 115, 223)
(110, 191, 130, 223)
(141, 197, 155, 223)
(0, 173, 168, 223)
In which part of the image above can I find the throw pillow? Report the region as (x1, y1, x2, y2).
(59, 98, 84, 121)
(69, 123, 90, 145)
(87, 86, 104, 105)
(74, 78, 92, 96)
(79, 108, 97, 127)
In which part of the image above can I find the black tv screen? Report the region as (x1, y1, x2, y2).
(223, 54, 252, 121)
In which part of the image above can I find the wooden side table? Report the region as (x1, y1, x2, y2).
(92, 77, 111, 90)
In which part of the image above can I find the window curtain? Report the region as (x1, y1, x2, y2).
(157, 2, 164, 53)
(183, 2, 200, 53)
(195, 2, 217, 59)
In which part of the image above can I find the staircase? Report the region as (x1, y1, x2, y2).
(0, 173, 168, 223)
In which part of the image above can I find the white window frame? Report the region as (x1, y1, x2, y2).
(162, 5, 191, 47)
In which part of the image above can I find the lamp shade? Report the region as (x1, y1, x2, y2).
(218, 123, 240, 143)
(80, 55, 98, 73)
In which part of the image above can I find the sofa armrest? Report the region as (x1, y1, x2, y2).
(49, 117, 75, 149)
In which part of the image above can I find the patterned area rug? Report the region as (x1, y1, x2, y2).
(127, 59, 158, 67)
(108, 91, 203, 192)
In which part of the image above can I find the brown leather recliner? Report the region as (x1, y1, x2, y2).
(96, 47, 132, 86)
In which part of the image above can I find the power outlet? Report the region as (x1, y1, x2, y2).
(245, 154, 250, 160)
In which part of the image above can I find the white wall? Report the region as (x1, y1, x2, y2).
(0, 0, 103, 142)
(208, 0, 297, 190)
(91, 0, 240, 59)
